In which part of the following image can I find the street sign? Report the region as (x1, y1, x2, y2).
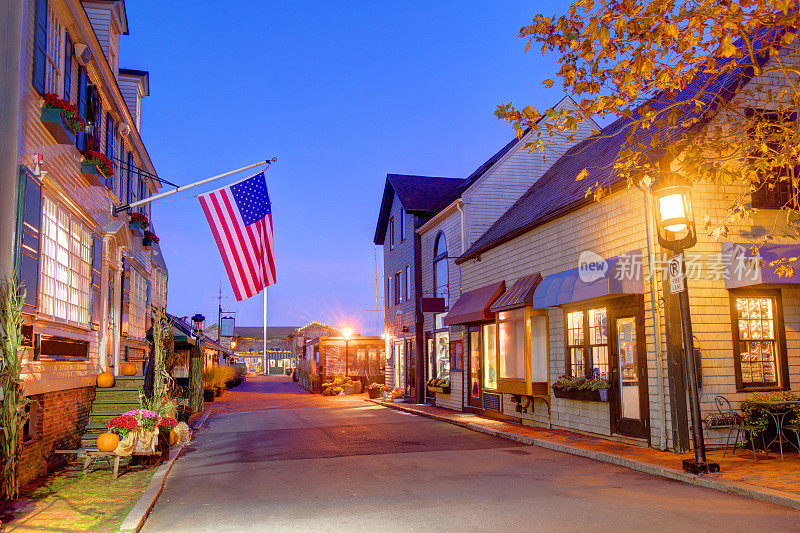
(668, 256, 685, 294)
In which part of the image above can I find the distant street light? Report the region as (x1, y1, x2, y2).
(652, 173, 718, 475)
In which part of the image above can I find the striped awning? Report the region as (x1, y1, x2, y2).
(490, 274, 542, 312)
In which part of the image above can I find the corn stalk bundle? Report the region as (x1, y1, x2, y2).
(0, 278, 29, 500)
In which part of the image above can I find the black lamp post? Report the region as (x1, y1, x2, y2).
(652, 173, 719, 474)
(342, 327, 352, 377)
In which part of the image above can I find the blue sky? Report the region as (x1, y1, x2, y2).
(119, 1, 572, 334)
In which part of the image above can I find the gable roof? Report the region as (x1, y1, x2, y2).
(373, 174, 465, 244)
(460, 28, 784, 262)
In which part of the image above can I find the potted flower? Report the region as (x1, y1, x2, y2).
(41, 93, 83, 144)
(176, 404, 193, 423)
(158, 416, 179, 447)
(142, 230, 159, 249)
(129, 212, 149, 231)
(81, 149, 114, 186)
(366, 382, 385, 399)
(105, 413, 138, 444)
(426, 377, 451, 394)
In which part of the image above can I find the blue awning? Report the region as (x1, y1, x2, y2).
(722, 242, 800, 288)
(532, 251, 644, 308)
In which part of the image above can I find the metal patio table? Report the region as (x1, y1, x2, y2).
(749, 400, 800, 459)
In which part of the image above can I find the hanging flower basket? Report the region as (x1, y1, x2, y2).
(41, 94, 83, 144)
(129, 212, 149, 235)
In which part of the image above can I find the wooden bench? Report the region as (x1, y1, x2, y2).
(54, 448, 159, 479)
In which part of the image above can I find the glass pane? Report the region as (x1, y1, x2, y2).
(434, 331, 450, 379)
(483, 324, 497, 389)
(470, 330, 480, 399)
(567, 311, 584, 346)
(616, 317, 640, 421)
(499, 316, 524, 379)
(529, 315, 547, 382)
(588, 308, 607, 344)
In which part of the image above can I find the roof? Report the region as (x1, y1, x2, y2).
(287, 322, 340, 338)
(233, 326, 299, 340)
(373, 174, 465, 244)
(118, 68, 150, 96)
(460, 28, 784, 262)
(165, 313, 230, 353)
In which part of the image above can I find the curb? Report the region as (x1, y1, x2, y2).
(118, 409, 212, 533)
(370, 400, 800, 511)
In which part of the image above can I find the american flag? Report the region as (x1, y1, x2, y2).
(198, 172, 276, 301)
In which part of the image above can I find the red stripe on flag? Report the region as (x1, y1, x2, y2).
(199, 195, 244, 301)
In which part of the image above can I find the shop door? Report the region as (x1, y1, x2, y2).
(467, 327, 482, 408)
(610, 311, 649, 438)
(405, 339, 415, 397)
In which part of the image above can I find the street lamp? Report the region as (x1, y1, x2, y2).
(652, 173, 719, 474)
(342, 327, 353, 377)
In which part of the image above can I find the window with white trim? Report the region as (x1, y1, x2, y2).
(129, 268, 147, 340)
(45, 7, 63, 95)
(39, 196, 91, 324)
(152, 268, 168, 311)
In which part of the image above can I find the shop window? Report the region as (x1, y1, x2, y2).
(432, 329, 450, 380)
(498, 309, 525, 379)
(564, 306, 609, 379)
(40, 196, 92, 325)
(730, 291, 788, 390)
(529, 314, 548, 382)
(483, 323, 497, 389)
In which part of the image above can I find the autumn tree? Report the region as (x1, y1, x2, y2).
(498, 0, 800, 269)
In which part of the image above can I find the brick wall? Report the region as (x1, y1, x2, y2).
(17, 386, 95, 486)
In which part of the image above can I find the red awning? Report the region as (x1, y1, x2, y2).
(490, 274, 542, 312)
(443, 281, 505, 326)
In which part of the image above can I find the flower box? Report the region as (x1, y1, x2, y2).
(427, 385, 451, 394)
(129, 221, 145, 231)
(552, 388, 609, 402)
(40, 107, 76, 145)
(142, 237, 154, 249)
(81, 161, 110, 187)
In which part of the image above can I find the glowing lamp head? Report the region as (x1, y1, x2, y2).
(342, 327, 353, 340)
(652, 173, 696, 250)
(230, 339, 237, 350)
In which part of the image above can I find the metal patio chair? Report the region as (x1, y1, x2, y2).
(704, 396, 767, 460)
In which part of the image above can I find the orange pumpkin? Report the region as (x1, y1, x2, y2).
(120, 363, 137, 376)
(96, 371, 115, 388)
(169, 428, 179, 446)
(97, 432, 120, 452)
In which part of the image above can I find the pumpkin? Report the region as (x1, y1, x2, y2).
(120, 363, 137, 376)
(169, 428, 179, 446)
(96, 371, 115, 388)
(97, 432, 120, 452)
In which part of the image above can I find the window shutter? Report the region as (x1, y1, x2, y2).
(15, 167, 42, 313)
(64, 34, 73, 102)
(104, 113, 113, 189)
(120, 258, 131, 337)
(32, 0, 48, 95)
(76, 67, 87, 150)
(90, 234, 102, 327)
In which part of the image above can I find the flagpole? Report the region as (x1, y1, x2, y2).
(112, 157, 277, 215)
(263, 286, 268, 376)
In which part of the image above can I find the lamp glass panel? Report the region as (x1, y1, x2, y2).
(658, 193, 688, 232)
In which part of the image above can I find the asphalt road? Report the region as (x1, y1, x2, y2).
(142, 376, 800, 532)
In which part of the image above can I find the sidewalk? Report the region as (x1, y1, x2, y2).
(371, 399, 800, 510)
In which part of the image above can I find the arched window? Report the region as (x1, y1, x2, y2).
(433, 232, 449, 307)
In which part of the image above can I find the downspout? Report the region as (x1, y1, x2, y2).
(641, 185, 668, 450)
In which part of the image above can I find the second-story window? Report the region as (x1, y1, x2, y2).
(404, 265, 411, 301)
(104, 113, 115, 190)
(45, 5, 62, 95)
(388, 217, 395, 250)
(400, 207, 405, 241)
(138, 176, 148, 215)
(63, 35, 73, 102)
(394, 271, 401, 305)
(385, 277, 391, 308)
(433, 232, 449, 308)
(748, 109, 798, 209)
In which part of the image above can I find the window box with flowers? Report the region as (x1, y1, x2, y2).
(142, 230, 159, 249)
(81, 150, 114, 187)
(129, 212, 149, 235)
(40, 94, 84, 145)
(426, 378, 451, 395)
(551, 374, 610, 402)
